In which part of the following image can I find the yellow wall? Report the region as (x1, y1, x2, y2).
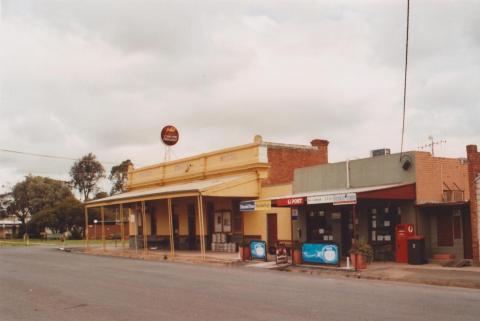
(244, 184, 293, 241)
(127, 141, 268, 190)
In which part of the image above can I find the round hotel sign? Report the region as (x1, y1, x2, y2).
(161, 125, 179, 146)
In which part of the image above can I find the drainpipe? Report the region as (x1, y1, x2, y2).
(346, 159, 350, 189)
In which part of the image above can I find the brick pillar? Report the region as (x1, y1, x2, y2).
(467, 145, 480, 263)
(310, 139, 329, 163)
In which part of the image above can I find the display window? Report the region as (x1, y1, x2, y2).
(214, 211, 232, 233)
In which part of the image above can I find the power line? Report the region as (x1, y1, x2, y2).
(400, 0, 410, 158)
(0, 148, 117, 165)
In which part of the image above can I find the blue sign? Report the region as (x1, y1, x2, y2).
(302, 243, 339, 265)
(239, 200, 255, 212)
(250, 241, 267, 260)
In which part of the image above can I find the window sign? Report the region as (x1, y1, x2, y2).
(223, 211, 231, 232)
(214, 212, 223, 233)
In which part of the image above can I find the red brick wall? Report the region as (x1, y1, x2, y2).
(467, 145, 480, 263)
(263, 139, 329, 186)
(87, 223, 129, 240)
(415, 151, 469, 204)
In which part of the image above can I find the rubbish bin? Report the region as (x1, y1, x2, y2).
(407, 236, 426, 265)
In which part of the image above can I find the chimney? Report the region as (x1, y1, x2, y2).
(311, 139, 329, 163)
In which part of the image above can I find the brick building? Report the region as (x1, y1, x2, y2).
(86, 136, 329, 256)
(246, 149, 474, 263)
(467, 145, 480, 263)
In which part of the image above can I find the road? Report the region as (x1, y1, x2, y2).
(1, 247, 479, 321)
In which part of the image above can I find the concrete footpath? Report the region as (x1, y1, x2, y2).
(274, 262, 480, 289)
(73, 247, 480, 290)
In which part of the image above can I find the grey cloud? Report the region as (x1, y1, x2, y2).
(1, 0, 479, 193)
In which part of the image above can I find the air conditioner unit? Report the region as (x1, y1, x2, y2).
(370, 148, 391, 157)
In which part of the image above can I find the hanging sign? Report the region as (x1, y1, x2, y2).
(307, 193, 357, 205)
(276, 197, 304, 207)
(250, 241, 267, 261)
(239, 200, 255, 212)
(302, 243, 339, 265)
(160, 125, 179, 146)
(239, 200, 272, 212)
(291, 208, 299, 221)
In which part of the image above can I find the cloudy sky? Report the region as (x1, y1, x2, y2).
(1, 0, 479, 194)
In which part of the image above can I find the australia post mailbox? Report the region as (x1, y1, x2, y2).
(396, 224, 414, 263)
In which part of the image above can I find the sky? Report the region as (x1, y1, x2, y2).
(0, 0, 479, 194)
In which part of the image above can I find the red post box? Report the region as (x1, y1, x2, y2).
(395, 224, 414, 263)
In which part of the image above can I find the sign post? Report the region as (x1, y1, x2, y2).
(160, 125, 179, 162)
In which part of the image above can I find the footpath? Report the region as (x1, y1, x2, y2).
(275, 262, 480, 289)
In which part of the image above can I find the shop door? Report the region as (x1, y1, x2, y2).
(267, 213, 278, 255)
(187, 204, 197, 250)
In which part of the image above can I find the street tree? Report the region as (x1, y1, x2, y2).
(70, 153, 105, 201)
(7, 176, 74, 237)
(109, 159, 133, 195)
(31, 196, 84, 238)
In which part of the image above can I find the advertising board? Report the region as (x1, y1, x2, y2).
(250, 240, 267, 261)
(301, 243, 339, 266)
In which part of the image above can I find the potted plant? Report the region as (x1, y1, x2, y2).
(239, 240, 251, 261)
(349, 239, 373, 269)
(291, 241, 303, 265)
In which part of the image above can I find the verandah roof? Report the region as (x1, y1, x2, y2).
(85, 174, 260, 208)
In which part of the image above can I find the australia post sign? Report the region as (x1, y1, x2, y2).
(276, 197, 305, 207)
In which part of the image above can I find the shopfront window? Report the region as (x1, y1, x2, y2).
(307, 208, 333, 242)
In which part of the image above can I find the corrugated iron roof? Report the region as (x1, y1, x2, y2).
(86, 174, 250, 205)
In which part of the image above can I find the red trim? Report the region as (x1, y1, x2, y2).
(358, 183, 416, 200)
(276, 197, 305, 207)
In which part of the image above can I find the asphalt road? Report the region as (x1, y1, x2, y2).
(1, 247, 479, 321)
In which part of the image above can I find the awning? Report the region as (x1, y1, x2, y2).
(86, 174, 260, 208)
(240, 183, 415, 211)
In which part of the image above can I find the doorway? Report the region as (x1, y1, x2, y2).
(187, 203, 197, 250)
(267, 213, 278, 255)
(172, 205, 179, 249)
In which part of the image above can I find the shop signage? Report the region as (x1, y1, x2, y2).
(239, 201, 255, 212)
(276, 244, 288, 264)
(291, 208, 299, 221)
(239, 200, 272, 212)
(254, 200, 272, 211)
(250, 241, 267, 261)
(307, 193, 357, 205)
(160, 125, 179, 146)
(302, 243, 339, 265)
(276, 197, 304, 207)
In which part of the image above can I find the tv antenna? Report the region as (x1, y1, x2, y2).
(417, 136, 446, 157)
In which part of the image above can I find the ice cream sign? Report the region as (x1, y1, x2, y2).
(250, 241, 267, 261)
(301, 243, 339, 266)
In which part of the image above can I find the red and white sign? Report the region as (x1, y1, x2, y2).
(276, 197, 305, 207)
(161, 125, 179, 146)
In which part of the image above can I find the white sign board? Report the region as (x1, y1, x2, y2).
(307, 192, 357, 205)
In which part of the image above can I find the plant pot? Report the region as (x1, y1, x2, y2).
(239, 246, 251, 261)
(350, 253, 368, 269)
(292, 248, 302, 265)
